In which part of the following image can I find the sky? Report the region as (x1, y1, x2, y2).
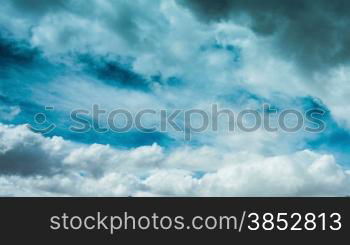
(0, 0, 350, 196)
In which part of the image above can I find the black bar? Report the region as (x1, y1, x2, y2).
(0, 198, 348, 243)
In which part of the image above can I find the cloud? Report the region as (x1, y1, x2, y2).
(10, 0, 68, 17)
(3, 0, 169, 58)
(0, 124, 349, 196)
(1, 1, 350, 196)
(178, 0, 350, 73)
(0, 124, 68, 176)
(0, 105, 21, 121)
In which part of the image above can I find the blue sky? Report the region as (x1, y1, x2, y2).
(0, 0, 349, 196)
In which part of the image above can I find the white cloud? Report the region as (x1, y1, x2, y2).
(0, 124, 349, 196)
(0, 105, 21, 121)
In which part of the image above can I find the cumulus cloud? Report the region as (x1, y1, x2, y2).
(0, 124, 69, 176)
(0, 124, 349, 196)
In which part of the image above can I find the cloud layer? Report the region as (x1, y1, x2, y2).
(1, 124, 349, 196)
(0, 0, 349, 196)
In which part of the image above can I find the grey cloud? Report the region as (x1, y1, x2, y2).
(0, 125, 68, 177)
(178, 0, 350, 73)
(10, 0, 68, 16)
(0, 144, 61, 176)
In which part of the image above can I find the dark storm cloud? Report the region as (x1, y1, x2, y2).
(178, 0, 350, 73)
